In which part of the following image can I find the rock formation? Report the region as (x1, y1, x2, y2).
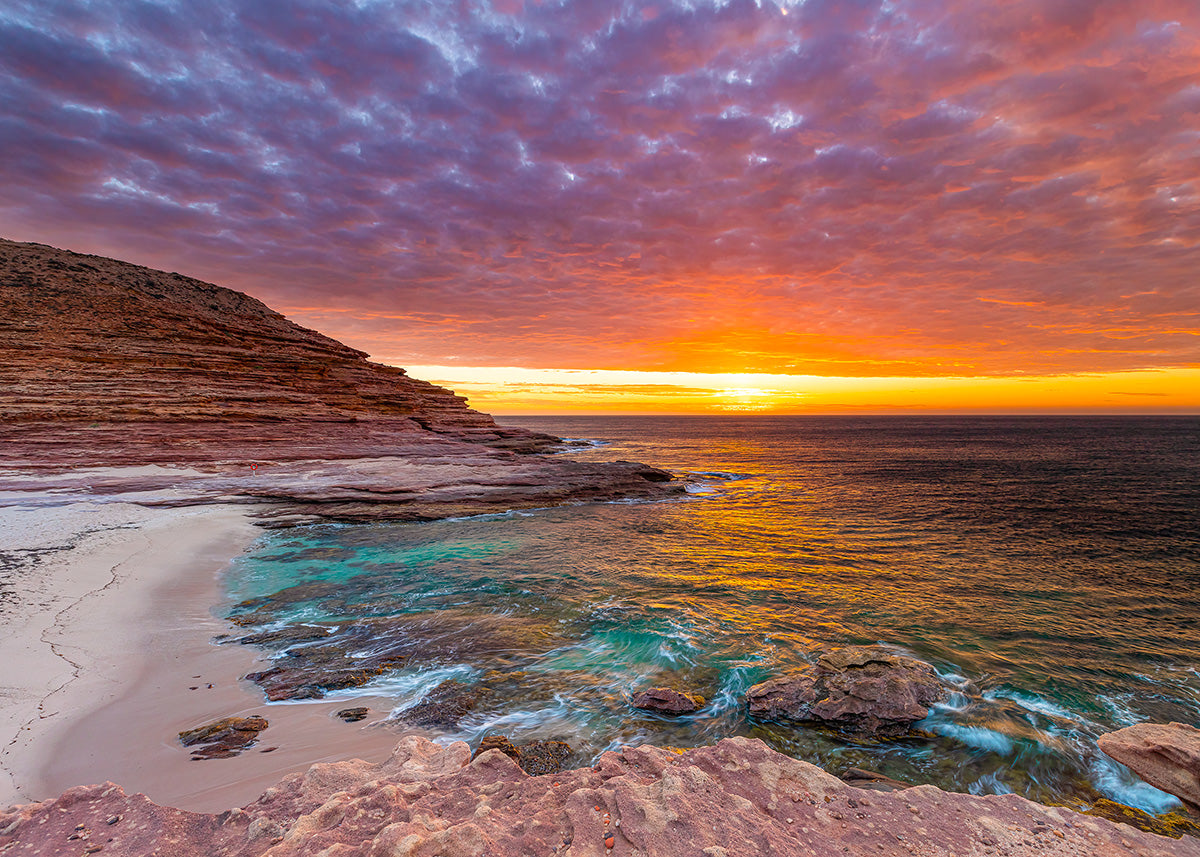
(179, 717, 270, 761)
(630, 687, 705, 715)
(746, 645, 944, 737)
(1099, 722, 1200, 815)
(0, 238, 683, 518)
(0, 238, 541, 448)
(2, 735, 1194, 856)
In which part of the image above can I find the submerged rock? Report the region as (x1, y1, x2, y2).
(473, 735, 521, 761)
(631, 686, 705, 715)
(1084, 798, 1200, 838)
(239, 610, 571, 701)
(335, 707, 369, 723)
(4, 735, 1196, 856)
(472, 735, 573, 776)
(839, 767, 911, 792)
(398, 680, 489, 729)
(1099, 722, 1200, 814)
(515, 740, 573, 776)
(178, 716, 268, 760)
(746, 645, 944, 737)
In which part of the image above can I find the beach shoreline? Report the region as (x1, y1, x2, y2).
(0, 501, 408, 813)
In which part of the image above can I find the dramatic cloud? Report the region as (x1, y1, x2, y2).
(2, 0, 1198, 380)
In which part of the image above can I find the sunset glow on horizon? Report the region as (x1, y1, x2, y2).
(401, 364, 1200, 415)
(1, 0, 1198, 413)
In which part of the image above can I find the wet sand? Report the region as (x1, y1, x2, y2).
(0, 500, 409, 813)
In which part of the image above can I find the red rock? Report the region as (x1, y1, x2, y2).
(631, 687, 705, 714)
(0, 239, 683, 518)
(1099, 722, 1200, 814)
(178, 716, 268, 760)
(1, 736, 1194, 856)
(747, 645, 944, 737)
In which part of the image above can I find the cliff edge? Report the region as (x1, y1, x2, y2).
(0, 238, 551, 456)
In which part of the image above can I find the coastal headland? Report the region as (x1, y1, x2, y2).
(1, 239, 1196, 855)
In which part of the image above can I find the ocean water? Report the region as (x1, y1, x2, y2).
(221, 416, 1200, 813)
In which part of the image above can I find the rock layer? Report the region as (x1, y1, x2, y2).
(2, 735, 1194, 856)
(0, 239, 684, 518)
(1099, 722, 1200, 815)
(746, 645, 944, 737)
(0, 238, 541, 448)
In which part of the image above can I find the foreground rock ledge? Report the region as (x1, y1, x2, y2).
(1, 736, 1193, 856)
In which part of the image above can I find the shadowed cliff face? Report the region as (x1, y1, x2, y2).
(0, 238, 553, 455)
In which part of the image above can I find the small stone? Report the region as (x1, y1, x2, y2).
(604, 834, 615, 849)
(105, 815, 121, 825)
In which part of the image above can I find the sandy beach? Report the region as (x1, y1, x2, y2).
(0, 495, 408, 813)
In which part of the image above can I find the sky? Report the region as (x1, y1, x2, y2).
(1, 0, 1198, 413)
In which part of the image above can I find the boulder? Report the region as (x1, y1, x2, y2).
(1099, 722, 1200, 814)
(631, 687, 705, 715)
(178, 716, 268, 760)
(746, 645, 943, 736)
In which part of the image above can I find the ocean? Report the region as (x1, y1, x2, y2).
(220, 416, 1200, 814)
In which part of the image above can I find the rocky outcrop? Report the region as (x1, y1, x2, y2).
(2, 735, 1195, 856)
(746, 645, 944, 737)
(233, 610, 573, 701)
(0, 238, 546, 449)
(1099, 722, 1200, 814)
(179, 716, 269, 760)
(0, 238, 684, 518)
(334, 707, 369, 723)
(631, 687, 705, 715)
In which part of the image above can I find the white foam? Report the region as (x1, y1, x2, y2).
(1091, 756, 1182, 814)
(967, 772, 1013, 796)
(318, 664, 479, 708)
(932, 723, 1016, 755)
(991, 689, 1076, 722)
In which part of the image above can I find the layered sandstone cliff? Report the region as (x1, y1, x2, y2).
(0, 238, 549, 455)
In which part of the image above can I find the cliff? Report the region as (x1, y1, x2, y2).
(0, 238, 549, 455)
(0, 238, 680, 519)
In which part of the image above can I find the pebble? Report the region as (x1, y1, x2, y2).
(105, 816, 121, 826)
(604, 834, 614, 849)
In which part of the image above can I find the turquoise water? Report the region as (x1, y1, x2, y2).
(222, 416, 1200, 813)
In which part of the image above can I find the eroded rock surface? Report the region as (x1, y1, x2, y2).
(746, 645, 944, 737)
(1099, 722, 1200, 814)
(2, 736, 1194, 856)
(631, 687, 705, 715)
